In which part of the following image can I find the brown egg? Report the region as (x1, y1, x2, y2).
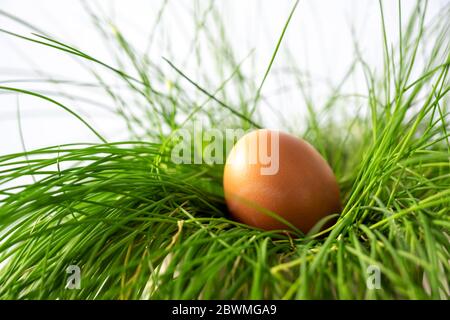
(223, 129, 341, 234)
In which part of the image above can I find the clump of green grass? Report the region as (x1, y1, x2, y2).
(0, 1, 449, 299)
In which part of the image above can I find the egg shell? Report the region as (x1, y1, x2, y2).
(223, 129, 341, 234)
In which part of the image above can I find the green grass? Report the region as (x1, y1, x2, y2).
(0, 0, 449, 299)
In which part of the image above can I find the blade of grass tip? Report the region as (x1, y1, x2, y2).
(162, 57, 262, 129)
(0, 28, 87, 59)
(0, 86, 107, 143)
(251, 0, 300, 113)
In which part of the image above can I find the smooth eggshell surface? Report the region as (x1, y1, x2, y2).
(223, 129, 341, 234)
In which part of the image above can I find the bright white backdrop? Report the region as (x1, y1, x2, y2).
(0, 0, 446, 155)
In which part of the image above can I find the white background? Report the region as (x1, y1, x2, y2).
(0, 0, 446, 155)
